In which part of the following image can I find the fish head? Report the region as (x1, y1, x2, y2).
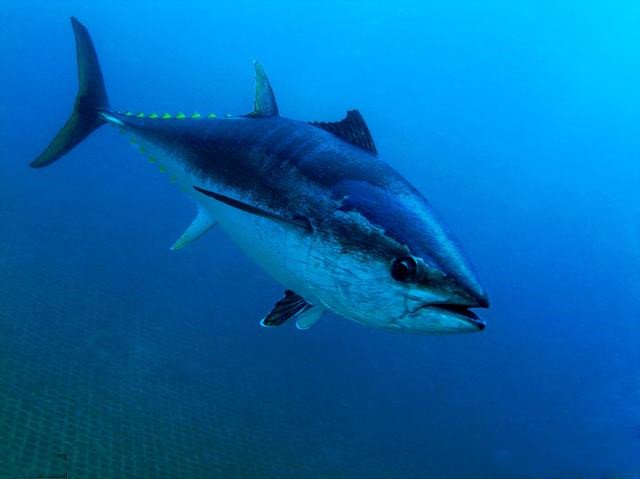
(308, 180, 488, 334)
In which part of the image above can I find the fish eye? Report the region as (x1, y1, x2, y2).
(390, 256, 418, 282)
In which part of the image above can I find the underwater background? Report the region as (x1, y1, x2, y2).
(1, 0, 640, 477)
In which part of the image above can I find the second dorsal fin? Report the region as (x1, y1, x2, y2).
(249, 62, 278, 117)
(310, 110, 377, 156)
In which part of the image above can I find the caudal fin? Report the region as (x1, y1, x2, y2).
(30, 17, 109, 168)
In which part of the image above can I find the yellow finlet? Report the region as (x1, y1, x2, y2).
(158, 165, 167, 173)
(136, 112, 145, 118)
(162, 113, 172, 119)
(129, 136, 138, 144)
(125, 111, 133, 116)
(176, 112, 186, 119)
(207, 113, 217, 118)
(148, 156, 157, 164)
(224, 113, 233, 118)
(138, 146, 147, 154)
(191, 112, 201, 119)
(149, 113, 159, 119)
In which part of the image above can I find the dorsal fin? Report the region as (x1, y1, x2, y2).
(310, 110, 377, 156)
(249, 62, 278, 117)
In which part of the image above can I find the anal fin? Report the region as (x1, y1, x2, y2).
(171, 206, 216, 250)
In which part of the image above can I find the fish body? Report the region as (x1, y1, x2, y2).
(31, 18, 489, 334)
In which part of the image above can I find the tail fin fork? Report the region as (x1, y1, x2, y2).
(30, 17, 109, 168)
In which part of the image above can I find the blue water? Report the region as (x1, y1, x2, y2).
(2, 1, 640, 477)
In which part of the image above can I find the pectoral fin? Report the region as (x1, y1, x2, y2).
(171, 206, 217, 250)
(261, 290, 322, 329)
(193, 186, 313, 232)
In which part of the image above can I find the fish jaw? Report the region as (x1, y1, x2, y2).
(394, 304, 487, 334)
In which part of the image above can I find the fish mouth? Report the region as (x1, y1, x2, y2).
(418, 303, 487, 331)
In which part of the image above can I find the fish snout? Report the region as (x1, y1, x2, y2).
(417, 268, 489, 332)
(457, 281, 490, 309)
(438, 257, 489, 310)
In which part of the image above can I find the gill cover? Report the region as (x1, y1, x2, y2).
(30, 17, 109, 168)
